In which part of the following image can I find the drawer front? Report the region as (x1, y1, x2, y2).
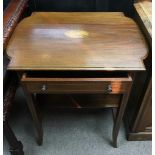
(21, 75, 132, 94)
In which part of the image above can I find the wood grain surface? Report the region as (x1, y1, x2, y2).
(3, 0, 28, 49)
(134, 1, 152, 38)
(6, 12, 148, 71)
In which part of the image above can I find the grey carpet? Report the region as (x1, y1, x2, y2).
(3, 88, 152, 155)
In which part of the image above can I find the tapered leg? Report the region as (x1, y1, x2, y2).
(112, 94, 129, 148)
(22, 86, 43, 145)
(4, 121, 24, 155)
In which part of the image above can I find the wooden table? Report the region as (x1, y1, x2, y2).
(6, 12, 148, 148)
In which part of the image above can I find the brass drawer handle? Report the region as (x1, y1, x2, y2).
(41, 84, 47, 91)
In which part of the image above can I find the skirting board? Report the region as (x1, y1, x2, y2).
(127, 132, 152, 141)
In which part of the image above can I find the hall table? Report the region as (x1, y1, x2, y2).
(6, 12, 148, 148)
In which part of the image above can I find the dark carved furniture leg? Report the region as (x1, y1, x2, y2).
(3, 72, 24, 155)
(22, 86, 43, 145)
(4, 121, 24, 155)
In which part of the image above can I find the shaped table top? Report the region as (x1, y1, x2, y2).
(6, 12, 148, 71)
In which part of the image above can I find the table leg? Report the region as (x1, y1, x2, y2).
(22, 87, 43, 145)
(112, 94, 129, 148)
(4, 120, 24, 155)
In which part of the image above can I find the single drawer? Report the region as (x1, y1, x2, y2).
(21, 71, 132, 94)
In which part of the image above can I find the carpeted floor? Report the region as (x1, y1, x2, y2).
(3, 88, 152, 155)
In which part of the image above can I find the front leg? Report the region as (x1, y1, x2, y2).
(112, 93, 129, 148)
(22, 85, 43, 145)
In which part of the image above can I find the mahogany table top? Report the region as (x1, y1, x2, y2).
(6, 12, 148, 71)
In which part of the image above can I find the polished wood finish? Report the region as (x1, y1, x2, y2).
(6, 12, 148, 147)
(3, 0, 28, 49)
(22, 85, 43, 145)
(135, 1, 152, 34)
(21, 72, 132, 94)
(7, 12, 148, 71)
(21, 70, 132, 147)
(134, 1, 152, 44)
(113, 91, 131, 147)
(124, 1, 152, 141)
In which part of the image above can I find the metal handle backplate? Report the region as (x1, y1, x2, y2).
(41, 84, 47, 91)
(106, 85, 112, 93)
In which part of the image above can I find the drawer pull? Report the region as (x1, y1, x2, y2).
(107, 85, 112, 93)
(41, 84, 47, 91)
